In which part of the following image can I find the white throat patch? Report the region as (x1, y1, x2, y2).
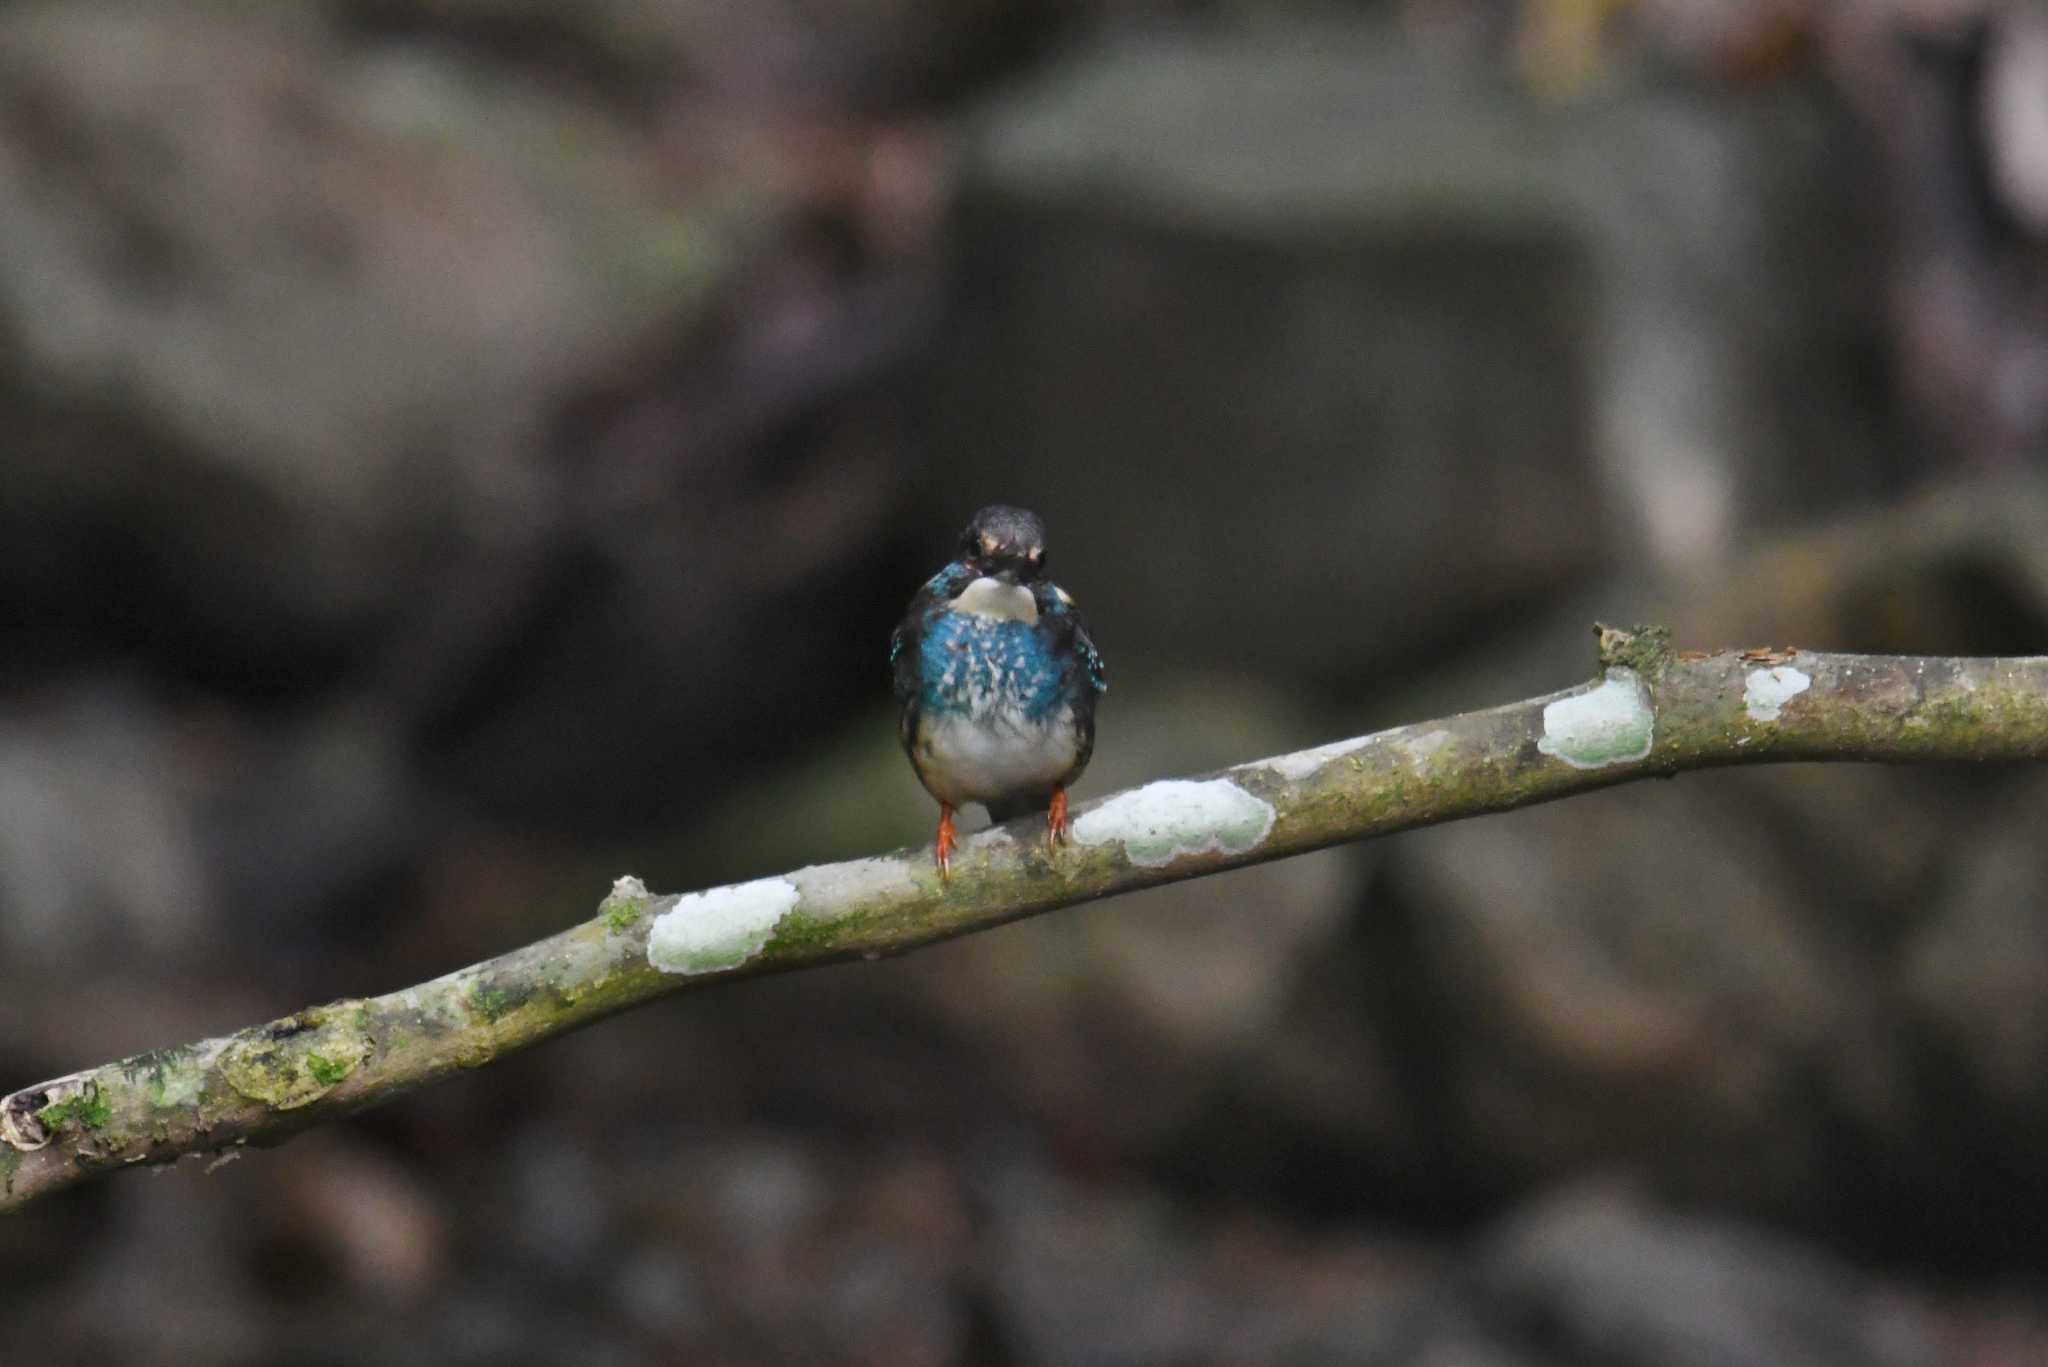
(951, 576, 1039, 624)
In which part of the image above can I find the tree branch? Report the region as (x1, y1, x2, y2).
(7, 631, 2047, 1213)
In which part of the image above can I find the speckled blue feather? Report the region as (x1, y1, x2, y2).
(916, 613, 1068, 722)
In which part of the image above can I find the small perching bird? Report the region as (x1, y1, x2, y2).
(890, 505, 1106, 878)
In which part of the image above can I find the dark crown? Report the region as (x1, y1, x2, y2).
(960, 505, 1048, 577)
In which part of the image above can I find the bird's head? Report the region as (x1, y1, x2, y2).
(958, 505, 1048, 585)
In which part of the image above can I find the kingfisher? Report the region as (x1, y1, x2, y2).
(891, 505, 1106, 878)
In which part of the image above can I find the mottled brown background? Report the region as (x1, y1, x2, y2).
(4, 1, 2048, 1363)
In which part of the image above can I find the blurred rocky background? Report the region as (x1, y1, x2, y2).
(4, 0, 2048, 1362)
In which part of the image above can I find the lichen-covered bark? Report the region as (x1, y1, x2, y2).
(6, 634, 2047, 1213)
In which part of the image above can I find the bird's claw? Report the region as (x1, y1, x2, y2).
(1046, 788, 1070, 854)
(935, 805, 957, 882)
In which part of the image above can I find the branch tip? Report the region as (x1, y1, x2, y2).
(1, 1090, 51, 1152)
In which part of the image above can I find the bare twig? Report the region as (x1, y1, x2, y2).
(6, 630, 2046, 1213)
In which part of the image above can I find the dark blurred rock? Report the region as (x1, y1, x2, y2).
(248, 1132, 451, 1305)
(1402, 1183, 1940, 1367)
(1820, 0, 2048, 470)
(0, 679, 211, 961)
(337, 0, 1070, 108)
(981, 1151, 1436, 1367)
(932, 17, 1889, 700)
(600, 1133, 972, 1366)
(0, 0, 936, 865)
(0, 2, 732, 693)
(1906, 772, 2048, 1125)
(1167, 759, 1940, 1230)
(7, 7, 2048, 1363)
(1161, 480, 2048, 1248)
(1892, 771, 2048, 1265)
(1983, 2, 2048, 236)
(1390, 775, 1905, 1214)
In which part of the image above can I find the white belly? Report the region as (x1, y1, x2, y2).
(916, 705, 1078, 808)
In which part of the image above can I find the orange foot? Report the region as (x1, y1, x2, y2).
(935, 804, 957, 881)
(1046, 787, 1071, 854)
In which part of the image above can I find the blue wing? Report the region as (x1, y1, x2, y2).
(1035, 584, 1106, 695)
(1075, 621, 1106, 695)
(891, 562, 975, 713)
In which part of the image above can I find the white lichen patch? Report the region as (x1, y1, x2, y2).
(965, 825, 1015, 851)
(789, 857, 917, 912)
(648, 876, 801, 975)
(609, 874, 650, 901)
(150, 1062, 206, 1111)
(1394, 728, 1449, 767)
(1258, 735, 1376, 782)
(1072, 779, 1276, 867)
(1537, 668, 1654, 769)
(392, 981, 471, 1032)
(1744, 666, 1811, 723)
